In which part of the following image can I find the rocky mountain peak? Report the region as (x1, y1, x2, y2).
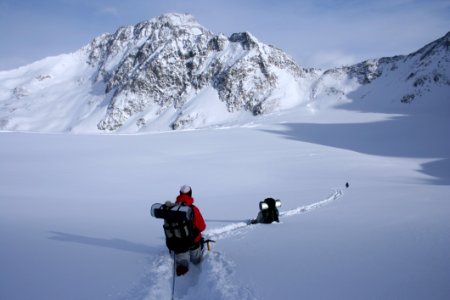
(83, 14, 311, 131)
(155, 12, 203, 28)
(409, 31, 450, 62)
(1, 14, 448, 133)
(311, 31, 449, 109)
(229, 32, 259, 50)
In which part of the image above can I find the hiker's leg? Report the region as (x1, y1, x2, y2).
(190, 242, 204, 265)
(175, 251, 189, 268)
(175, 251, 189, 276)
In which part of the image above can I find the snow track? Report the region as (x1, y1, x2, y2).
(143, 251, 254, 300)
(140, 189, 343, 300)
(280, 189, 343, 217)
(206, 189, 344, 241)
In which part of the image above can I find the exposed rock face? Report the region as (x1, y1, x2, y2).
(84, 13, 311, 131)
(312, 31, 450, 106)
(0, 13, 448, 133)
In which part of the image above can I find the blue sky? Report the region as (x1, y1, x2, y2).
(0, 0, 449, 70)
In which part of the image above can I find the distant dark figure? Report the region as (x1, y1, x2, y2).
(250, 198, 281, 224)
(345, 182, 349, 188)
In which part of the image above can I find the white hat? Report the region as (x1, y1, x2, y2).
(180, 185, 192, 194)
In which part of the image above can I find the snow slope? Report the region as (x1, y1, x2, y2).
(0, 13, 315, 133)
(0, 14, 449, 300)
(1, 104, 449, 299)
(1, 15, 446, 134)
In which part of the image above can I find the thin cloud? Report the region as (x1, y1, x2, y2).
(98, 6, 120, 17)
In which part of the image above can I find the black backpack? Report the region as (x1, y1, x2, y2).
(259, 198, 280, 223)
(151, 202, 195, 253)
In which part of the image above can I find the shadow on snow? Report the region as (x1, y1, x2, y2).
(264, 114, 450, 185)
(48, 231, 157, 254)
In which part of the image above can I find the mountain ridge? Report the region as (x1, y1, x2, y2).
(0, 13, 448, 133)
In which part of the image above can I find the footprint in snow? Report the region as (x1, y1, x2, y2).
(142, 251, 255, 300)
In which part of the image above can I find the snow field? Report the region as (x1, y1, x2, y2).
(1, 107, 450, 299)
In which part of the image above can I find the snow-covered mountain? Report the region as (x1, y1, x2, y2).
(0, 13, 448, 133)
(87, 14, 315, 131)
(1, 14, 450, 300)
(312, 31, 450, 113)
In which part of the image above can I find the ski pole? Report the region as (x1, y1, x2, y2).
(171, 252, 176, 300)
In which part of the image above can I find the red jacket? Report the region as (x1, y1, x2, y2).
(176, 194, 206, 243)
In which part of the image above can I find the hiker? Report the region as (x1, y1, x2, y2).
(151, 185, 206, 276)
(250, 197, 281, 224)
(173, 185, 206, 275)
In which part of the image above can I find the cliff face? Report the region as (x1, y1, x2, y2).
(84, 13, 314, 131)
